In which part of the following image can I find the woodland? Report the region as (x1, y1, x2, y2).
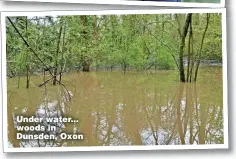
(6, 13, 222, 87)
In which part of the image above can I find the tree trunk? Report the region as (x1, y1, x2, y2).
(82, 62, 90, 72)
(53, 24, 63, 85)
(17, 75, 20, 89)
(186, 18, 193, 82)
(124, 65, 127, 74)
(179, 13, 192, 83)
(194, 14, 210, 82)
(25, 17, 30, 88)
(59, 23, 66, 83)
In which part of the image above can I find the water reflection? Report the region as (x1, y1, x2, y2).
(7, 69, 223, 147)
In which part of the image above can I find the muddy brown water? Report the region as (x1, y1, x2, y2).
(7, 67, 224, 147)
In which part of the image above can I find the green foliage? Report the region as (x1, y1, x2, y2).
(6, 13, 222, 77)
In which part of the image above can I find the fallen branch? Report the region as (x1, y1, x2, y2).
(38, 72, 63, 87)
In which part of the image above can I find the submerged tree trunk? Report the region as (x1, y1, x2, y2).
(82, 62, 90, 72)
(179, 13, 192, 83)
(25, 17, 30, 88)
(123, 61, 127, 74)
(53, 24, 63, 85)
(124, 65, 127, 74)
(26, 71, 29, 88)
(59, 23, 66, 83)
(194, 14, 210, 82)
(17, 75, 20, 89)
(80, 15, 92, 73)
(186, 17, 193, 82)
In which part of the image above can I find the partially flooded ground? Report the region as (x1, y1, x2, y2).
(7, 67, 223, 147)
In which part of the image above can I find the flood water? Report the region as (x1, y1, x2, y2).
(7, 67, 224, 147)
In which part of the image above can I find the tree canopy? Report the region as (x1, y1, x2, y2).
(6, 13, 222, 86)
